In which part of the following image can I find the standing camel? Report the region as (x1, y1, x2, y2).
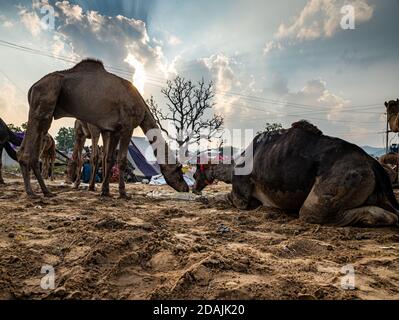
(385, 99, 399, 183)
(18, 59, 189, 198)
(66, 120, 105, 191)
(40, 133, 56, 181)
(0, 118, 23, 184)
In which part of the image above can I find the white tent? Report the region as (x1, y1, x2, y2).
(127, 136, 160, 179)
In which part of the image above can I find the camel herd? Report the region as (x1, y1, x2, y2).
(1, 59, 399, 228)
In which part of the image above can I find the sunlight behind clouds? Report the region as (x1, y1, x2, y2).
(125, 53, 147, 94)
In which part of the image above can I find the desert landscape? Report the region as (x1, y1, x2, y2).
(1, 173, 398, 300)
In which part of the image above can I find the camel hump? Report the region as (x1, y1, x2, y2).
(71, 59, 105, 71)
(291, 120, 323, 136)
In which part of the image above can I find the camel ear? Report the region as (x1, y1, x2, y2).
(385, 101, 389, 108)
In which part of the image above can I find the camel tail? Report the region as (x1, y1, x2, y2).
(372, 160, 399, 211)
(4, 142, 18, 162)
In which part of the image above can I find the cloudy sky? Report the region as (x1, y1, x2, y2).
(0, 0, 398, 147)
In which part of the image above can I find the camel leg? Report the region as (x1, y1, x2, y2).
(338, 206, 398, 227)
(19, 118, 53, 197)
(88, 135, 99, 191)
(32, 160, 54, 197)
(41, 158, 48, 180)
(101, 132, 119, 197)
(50, 157, 55, 181)
(117, 132, 133, 199)
(18, 75, 62, 197)
(73, 152, 83, 189)
(299, 166, 398, 227)
(0, 145, 4, 185)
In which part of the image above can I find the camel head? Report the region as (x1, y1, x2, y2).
(161, 164, 189, 192)
(385, 99, 399, 132)
(66, 158, 78, 183)
(192, 164, 215, 194)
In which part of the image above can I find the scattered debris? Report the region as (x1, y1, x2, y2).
(217, 225, 230, 234)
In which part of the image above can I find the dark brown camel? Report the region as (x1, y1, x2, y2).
(378, 153, 398, 184)
(0, 118, 23, 184)
(66, 120, 105, 191)
(193, 121, 399, 227)
(40, 133, 56, 181)
(386, 99, 399, 132)
(18, 59, 189, 198)
(385, 99, 399, 185)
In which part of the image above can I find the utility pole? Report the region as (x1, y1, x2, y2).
(386, 112, 389, 154)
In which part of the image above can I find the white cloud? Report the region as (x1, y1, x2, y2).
(55, 1, 83, 22)
(287, 79, 350, 121)
(0, 81, 28, 125)
(53, 1, 166, 79)
(263, 40, 283, 55)
(276, 0, 373, 41)
(0, 15, 14, 28)
(168, 35, 182, 46)
(199, 53, 240, 114)
(19, 8, 42, 36)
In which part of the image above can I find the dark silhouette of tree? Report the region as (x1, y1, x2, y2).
(55, 127, 75, 151)
(7, 122, 28, 133)
(257, 122, 283, 135)
(148, 76, 224, 153)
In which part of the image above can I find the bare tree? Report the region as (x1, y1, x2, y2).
(148, 76, 224, 154)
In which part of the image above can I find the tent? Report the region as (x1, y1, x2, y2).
(127, 136, 160, 179)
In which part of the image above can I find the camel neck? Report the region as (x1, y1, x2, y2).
(211, 164, 234, 184)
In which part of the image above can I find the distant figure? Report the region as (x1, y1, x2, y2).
(81, 159, 91, 184)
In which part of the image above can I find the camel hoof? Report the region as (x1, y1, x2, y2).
(44, 192, 56, 198)
(27, 193, 40, 199)
(118, 193, 131, 200)
(198, 196, 210, 204)
(100, 192, 112, 198)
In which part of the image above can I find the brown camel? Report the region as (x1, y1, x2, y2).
(40, 133, 56, 181)
(18, 59, 189, 198)
(66, 120, 106, 191)
(193, 121, 399, 227)
(378, 153, 398, 184)
(386, 99, 399, 132)
(385, 99, 399, 184)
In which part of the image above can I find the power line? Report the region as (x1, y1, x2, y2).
(0, 39, 384, 114)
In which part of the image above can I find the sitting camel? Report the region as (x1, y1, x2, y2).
(40, 133, 56, 181)
(192, 121, 399, 227)
(0, 118, 23, 184)
(18, 59, 188, 198)
(66, 120, 106, 191)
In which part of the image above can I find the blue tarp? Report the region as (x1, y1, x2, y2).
(128, 139, 160, 178)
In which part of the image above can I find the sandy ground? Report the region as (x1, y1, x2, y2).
(0, 174, 399, 300)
